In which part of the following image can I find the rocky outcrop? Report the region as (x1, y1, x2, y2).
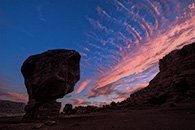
(120, 42, 195, 108)
(63, 104, 73, 114)
(62, 104, 98, 115)
(73, 105, 98, 114)
(21, 49, 80, 120)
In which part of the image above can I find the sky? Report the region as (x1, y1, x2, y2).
(0, 0, 195, 108)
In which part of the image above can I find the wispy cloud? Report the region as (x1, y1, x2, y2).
(76, 98, 83, 105)
(90, 20, 195, 96)
(35, 1, 51, 21)
(79, 0, 195, 103)
(0, 88, 28, 103)
(0, 77, 27, 102)
(75, 79, 91, 94)
(87, 81, 122, 98)
(0, 81, 24, 89)
(36, 4, 46, 21)
(71, 98, 83, 106)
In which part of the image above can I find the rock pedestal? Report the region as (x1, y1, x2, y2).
(21, 49, 80, 120)
(23, 100, 61, 120)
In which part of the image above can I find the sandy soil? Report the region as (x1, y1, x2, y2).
(0, 102, 195, 130)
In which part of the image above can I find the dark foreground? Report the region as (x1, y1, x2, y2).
(0, 101, 195, 130)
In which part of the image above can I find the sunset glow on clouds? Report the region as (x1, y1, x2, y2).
(0, 0, 195, 107)
(0, 81, 28, 102)
(77, 0, 195, 105)
(0, 88, 28, 103)
(75, 98, 84, 105)
(75, 79, 91, 94)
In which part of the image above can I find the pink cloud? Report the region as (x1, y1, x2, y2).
(85, 1, 195, 101)
(95, 14, 194, 89)
(124, 22, 142, 41)
(75, 79, 91, 94)
(147, 0, 160, 16)
(0, 88, 28, 103)
(75, 98, 83, 105)
(0, 81, 24, 88)
(97, 6, 112, 21)
(0, 80, 27, 102)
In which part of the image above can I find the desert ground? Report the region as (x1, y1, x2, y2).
(0, 101, 195, 130)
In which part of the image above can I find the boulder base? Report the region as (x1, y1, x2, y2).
(23, 100, 61, 120)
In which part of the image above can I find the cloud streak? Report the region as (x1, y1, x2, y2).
(0, 88, 28, 103)
(79, 0, 195, 103)
(75, 79, 91, 94)
(0, 78, 27, 103)
(71, 98, 84, 106)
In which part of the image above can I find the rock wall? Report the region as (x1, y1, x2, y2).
(120, 42, 195, 107)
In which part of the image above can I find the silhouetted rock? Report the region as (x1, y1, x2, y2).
(72, 105, 98, 114)
(120, 42, 195, 108)
(110, 101, 117, 107)
(171, 77, 190, 92)
(21, 49, 80, 120)
(110, 101, 118, 110)
(63, 104, 73, 114)
(25, 100, 61, 120)
(70, 109, 77, 114)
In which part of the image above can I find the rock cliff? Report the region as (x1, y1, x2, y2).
(120, 42, 195, 108)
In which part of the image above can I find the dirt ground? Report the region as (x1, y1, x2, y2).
(0, 102, 195, 130)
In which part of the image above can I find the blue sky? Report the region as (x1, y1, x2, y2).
(0, 0, 195, 107)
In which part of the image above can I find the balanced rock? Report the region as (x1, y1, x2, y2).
(21, 49, 80, 120)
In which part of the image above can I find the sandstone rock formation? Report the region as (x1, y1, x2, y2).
(120, 42, 195, 108)
(21, 49, 80, 120)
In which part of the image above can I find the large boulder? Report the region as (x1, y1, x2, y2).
(21, 49, 80, 120)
